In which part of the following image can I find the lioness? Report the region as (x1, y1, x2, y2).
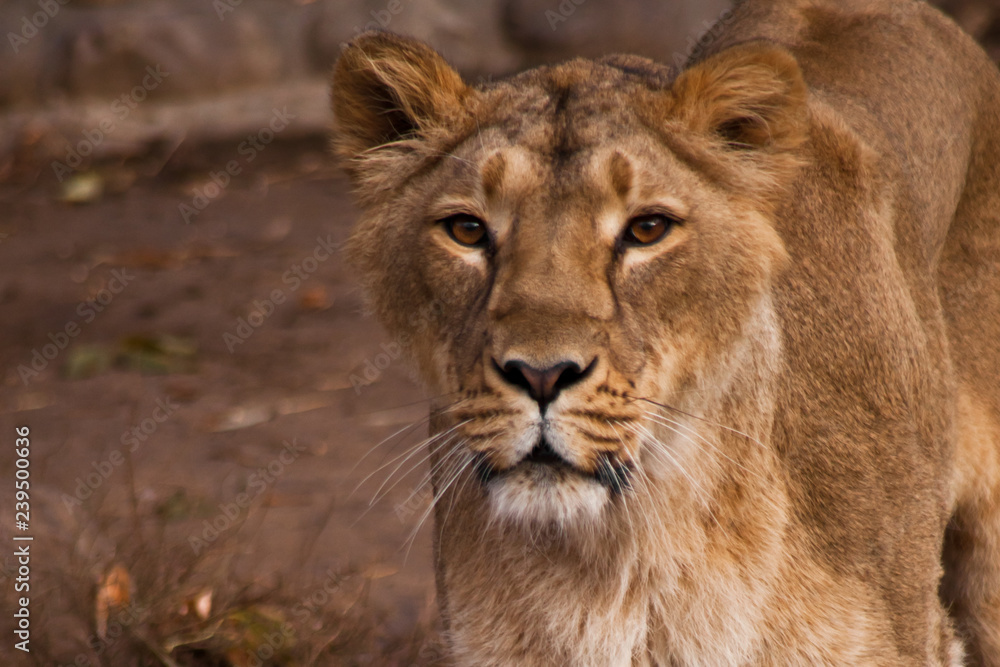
(331, 0, 1000, 663)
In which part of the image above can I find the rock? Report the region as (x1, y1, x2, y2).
(502, 0, 731, 68)
(59, 4, 284, 100)
(0, 0, 69, 107)
(308, 0, 523, 78)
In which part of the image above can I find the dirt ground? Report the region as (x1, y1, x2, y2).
(0, 139, 443, 665)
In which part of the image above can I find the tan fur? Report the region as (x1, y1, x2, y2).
(331, 0, 1000, 663)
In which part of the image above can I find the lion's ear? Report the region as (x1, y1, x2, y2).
(332, 31, 472, 162)
(669, 43, 807, 153)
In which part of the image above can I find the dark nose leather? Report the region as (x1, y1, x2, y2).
(496, 359, 593, 411)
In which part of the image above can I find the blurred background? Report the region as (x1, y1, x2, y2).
(1, 1, 997, 665)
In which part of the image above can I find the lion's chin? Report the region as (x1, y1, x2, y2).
(485, 463, 610, 528)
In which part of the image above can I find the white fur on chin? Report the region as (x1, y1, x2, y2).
(486, 464, 610, 529)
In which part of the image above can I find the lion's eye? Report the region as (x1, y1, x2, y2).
(441, 214, 489, 248)
(622, 214, 675, 247)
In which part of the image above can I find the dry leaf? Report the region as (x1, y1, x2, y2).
(208, 404, 274, 432)
(195, 591, 213, 620)
(96, 564, 133, 640)
(60, 171, 104, 204)
(299, 285, 332, 311)
(63, 344, 113, 381)
(276, 393, 335, 417)
(177, 588, 214, 621)
(363, 564, 398, 580)
(218, 606, 295, 667)
(116, 334, 198, 375)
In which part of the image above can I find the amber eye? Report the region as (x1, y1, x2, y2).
(441, 214, 489, 248)
(622, 213, 675, 247)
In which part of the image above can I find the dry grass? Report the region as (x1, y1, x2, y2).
(3, 484, 444, 666)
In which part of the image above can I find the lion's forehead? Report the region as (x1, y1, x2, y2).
(469, 63, 657, 152)
(432, 74, 689, 211)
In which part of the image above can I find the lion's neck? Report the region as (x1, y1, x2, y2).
(437, 409, 794, 666)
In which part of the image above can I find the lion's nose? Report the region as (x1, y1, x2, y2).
(495, 358, 594, 412)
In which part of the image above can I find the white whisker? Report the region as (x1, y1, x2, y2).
(642, 411, 766, 483)
(356, 419, 471, 502)
(626, 422, 729, 539)
(350, 394, 468, 474)
(368, 431, 464, 509)
(609, 421, 638, 537)
(636, 397, 768, 450)
(403, 449, 477, 562)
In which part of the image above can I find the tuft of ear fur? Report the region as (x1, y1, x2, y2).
(670, 42, 807, 153)
(331, 31, 473, 170)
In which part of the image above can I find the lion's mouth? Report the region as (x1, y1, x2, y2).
(522, 437, 564, 466)
(475, 438, 632, 494)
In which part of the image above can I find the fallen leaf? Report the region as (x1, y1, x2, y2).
(218, 606, 295, 667)
(96, 564, 133, 640)
(298, 286, 332, 311)
(116, 334, 198, 375)
(363, 564, 398, 580)
(275, 393, 335, 416)
(207, 404, 274, 432)
(60, 171, 104, 204)
(63, 344, 113, 380)
(9, 392, 53, 413)
(194, 590, 213, 620)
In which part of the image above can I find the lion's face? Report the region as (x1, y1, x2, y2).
(335, 35, 806, 529)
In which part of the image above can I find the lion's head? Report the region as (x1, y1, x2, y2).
(333, 33, 807, 531)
